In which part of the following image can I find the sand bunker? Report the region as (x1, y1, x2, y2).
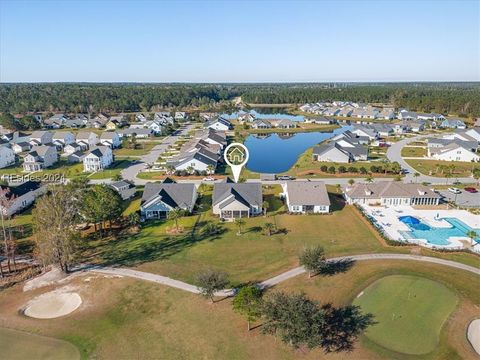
(468, 319, 480, 355)
(24, 290, 82, 319)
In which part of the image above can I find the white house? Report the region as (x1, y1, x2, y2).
(0, 181, 46, 216)
(23, 145, 58, 172)
(83, 146, 114, 172)
(12, 142, 31, 154)
(76, 132, 99, 150)
(63, 142, 83, 155)
(206, 117, 232, 131)
(99, 132, 121, 148)
(283, 181, 330, 214)
(175, 112, 187, 120)
(429, 143, 480, 162)
(0, 146, 15, 169)
(52, 131, 75, 150)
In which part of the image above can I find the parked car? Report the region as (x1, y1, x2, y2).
(464, 187, 478, 193)
(202, 176, 215, 182)
(277, 175, 295, 181)
(448, 187, 461, 194)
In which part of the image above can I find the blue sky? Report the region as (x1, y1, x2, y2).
(1, 0, 479, 82)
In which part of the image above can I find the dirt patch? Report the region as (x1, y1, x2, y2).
(23, 287, 82, 319)
(23, 267, 68, 292)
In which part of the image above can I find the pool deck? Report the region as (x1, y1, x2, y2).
(361, 205, 480, 252)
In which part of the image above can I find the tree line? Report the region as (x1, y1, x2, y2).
(1, 82, 479, 117)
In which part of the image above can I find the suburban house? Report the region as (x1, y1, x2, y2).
(0, 181, 46, 216)
(271, 119, 297, 129)
(3, 131, 30, 144)
(118, 128, 153, 138)
(238, 113, 256, 122)
(44, 114, 68, 128)
(83, 146, 114, 172)
(409, 121, 426, 132)
(428, 143, 480, 162)
(99, 132, 121, 148)
(12, 142, 31, 154)
(377, 108, 395, 120)
(109, 180, 136, 200)
(282, 181, 330, 214)
(76, 132, 99, 150)
(304, 117, 334, 125)
(67, 151, 86, 163)
(29, 131, 53, 146)
(212, 180, 263, 219)
(154, 112, 175, 126)
(440, 118, 466, 129)
(63, 142, 83, 155)
(206, 117, 232, 131)
(398, 111, 418, 121)
(129, 120, 163, 134)
(140, 181, 197, 220)
(427, 138, 477, 152)
(136, 114, 148, 122)
(23, 145, 58, 172)
(175, 112, 187, 120)
(52, 131, 75, 150)
(332, 130, 369, 145)
(351, 126, 377, 141)
(417, 113, 445, 121)
(167, 148, 218, 173)
(443, 129, 480, 144)
(64, 115, 87, 128)
(338, 107, 354, 117)
(200, 129, 227, 148)
(0, 146, 15, 169)
(313, 141, 368, 163)
(106, 119, 124, 130)
(345, 182, 441, 207)
(251, 119, 272, 129)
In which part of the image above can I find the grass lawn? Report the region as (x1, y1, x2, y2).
(353, 275, 458, 355)
(285, 148, 394, 178)
(88, 160, 133, 180)
(114, 143, 156, 157)
(0, 328, 80, 360)
(405, 159, 479, 178)
(84, 189, 392, 284)
(0, 161, 85, 180)
(401, 146, 427, 157)
(0, 260, 477, 359)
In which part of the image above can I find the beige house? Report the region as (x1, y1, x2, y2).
(23, 145, 58, 172)
(212, 180, 263, 219)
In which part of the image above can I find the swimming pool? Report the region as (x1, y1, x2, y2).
(399, 217, 480, 246)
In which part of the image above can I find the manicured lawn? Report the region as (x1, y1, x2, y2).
(353, 275, 458, 355)
(114, 143, 156, 157)
(0, 161, 84, 180)
(0, 260, 477, 359)
(285, 148, 393, 178)
(84, 191, 389, 284)
(405, 159, 479, 178)
(88, 160, 133, 180)
(0, 328, 80, 360)
(401, 146, 427, 157)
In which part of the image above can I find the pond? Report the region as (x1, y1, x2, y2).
(244, 127, 349, 174)
(222, 110, 305, 122)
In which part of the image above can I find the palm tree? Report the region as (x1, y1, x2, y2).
(365, 175, 374, 183)
(262, 200, 269, 217)
(186, 165, 195, 175)
(167, 208, 185, 232)
(467, 230, 478, 246)
(263, 222, 275, 236)
(206, 164, 215, 175)
(234, 218, 246, 235)
(413, 172, 420, 183)
(348, 179, 355, 187)
(166, 165, 175, 175)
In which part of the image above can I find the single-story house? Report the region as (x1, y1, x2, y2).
(440, 118, 466, 129)
(141, 181, 197, 220)
(0, 181, 46, 216)
(428, 143, 480, 162)
(212, 179, 263, 220)
(110, 180, 136, 200)
(283, 181, 330, 214)
(251, 120, 272, 129)
(206, 117, 232, 131)
(345, 182, 441, 207)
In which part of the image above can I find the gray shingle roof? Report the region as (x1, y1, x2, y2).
(286, 181, 330, 206)
(141, 183, 196, 209)
(213, 181, 262, 208)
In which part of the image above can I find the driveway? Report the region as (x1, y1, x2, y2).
(121, 124, 196, 183)
(386, 134, 474, 184)
(438, 189, 480, 207)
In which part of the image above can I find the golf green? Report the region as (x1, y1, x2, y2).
(0, 328, 80, 360)
(353, 275, 458, 355)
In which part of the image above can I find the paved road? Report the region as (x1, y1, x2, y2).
(90, 253, 480, 298)
(120, 123, 196, 183)
(386, 134, 474, 184)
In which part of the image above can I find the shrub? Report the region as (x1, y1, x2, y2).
(328, 166, 336, 174)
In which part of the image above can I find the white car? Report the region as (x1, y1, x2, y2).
(448, 187, 461, 194)
(202, 176, 215, 182)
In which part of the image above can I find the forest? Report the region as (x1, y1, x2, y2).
(1, 82, 479, 117)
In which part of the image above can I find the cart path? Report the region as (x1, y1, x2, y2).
(90, 253, 480, 297)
